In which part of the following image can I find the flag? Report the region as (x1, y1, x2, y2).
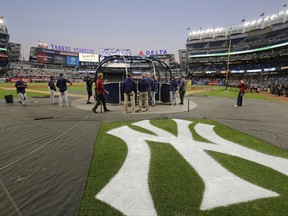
(260, 12, 265, 17)
(186, 27, 190, 30)
(283, 3, 287, 7)
(241, 18, 245, 22)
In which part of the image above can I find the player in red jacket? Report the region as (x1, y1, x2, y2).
(92, 73, 110, 113)
(235, 80, 247, 107)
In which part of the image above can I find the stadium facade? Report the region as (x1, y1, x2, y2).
(0, 16, 10, 72)
(29, 47, 99, 68)
(0, 14, 178, 81)
(181, 8, 288, 85)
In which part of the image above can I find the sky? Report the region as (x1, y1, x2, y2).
(1, 0, 288, 62)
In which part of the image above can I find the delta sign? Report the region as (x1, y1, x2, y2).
(139, 49, 168, 56)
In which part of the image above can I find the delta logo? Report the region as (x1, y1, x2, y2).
(139, 49, 168, 56)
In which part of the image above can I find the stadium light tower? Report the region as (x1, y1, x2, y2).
(0, 16, 4, 24)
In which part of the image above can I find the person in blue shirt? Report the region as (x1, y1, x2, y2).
(56, 73, 72, 107)
(15, 75, 28, 106)
(145, 73, 152, 105)
(48, 76, 56, 104)
(85, 76, 94, 104)
(137, 75, 150, 112)
(170, 76, 178, 105)
(123, 73, 136, 113)
(150, 75, 158, 107)
(178, 75, 187, 105)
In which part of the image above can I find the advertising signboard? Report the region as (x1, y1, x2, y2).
(53, 55, 66, 64)
(79, 53, 99, 62)
(36, 48, 56, 55)
(139, 49, 168, 56)
(50, 43, 95, 54)
(79, 62, 98, 67)
(35, 48, 78, 56)
(59, 51, 78, 56)
(66, 56, 79, 66)
(33, 47, 99, 67)
(99, 48, 131, 61)
(37, 53, 53, 64)
(0, 53, 8, 58)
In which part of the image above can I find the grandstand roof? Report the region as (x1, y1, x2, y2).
(187, 9, 288, 41)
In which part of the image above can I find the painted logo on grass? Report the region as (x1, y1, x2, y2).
(95, 119, 288, 216)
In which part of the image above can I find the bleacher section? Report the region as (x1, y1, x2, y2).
(186, 11, 288, 80)
(4, 61, 84, 82)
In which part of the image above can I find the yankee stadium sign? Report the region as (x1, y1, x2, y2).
(96, 119, 288, 216)
(50, 43, 95, 54)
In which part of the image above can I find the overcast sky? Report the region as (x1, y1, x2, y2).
(1, 0, 287, 61)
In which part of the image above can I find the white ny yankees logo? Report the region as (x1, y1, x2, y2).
(96, 119, 288, 216)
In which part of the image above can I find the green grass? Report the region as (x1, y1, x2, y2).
(1, 83, 276, 101)
(0, 82, 87, 99)
(148, 140, 205, 215)
(78, 122, 129, 216)
(78, 119, 288, 216)
(0, 85, 48, 99)
(187, 85, 274, 101)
